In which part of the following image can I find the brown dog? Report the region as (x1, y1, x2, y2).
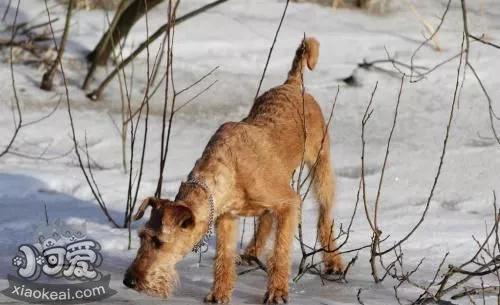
(123, 36, 343, 304)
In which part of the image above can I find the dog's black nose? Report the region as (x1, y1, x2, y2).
(123, 273, 136, 289)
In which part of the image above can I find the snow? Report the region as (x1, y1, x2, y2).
(1, 0, 500, 304)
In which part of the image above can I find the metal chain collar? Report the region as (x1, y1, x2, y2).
(185, 176, 215, 253)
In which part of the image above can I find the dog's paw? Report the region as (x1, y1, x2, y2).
(238, 253, 260, 266)
(263, 288, 288, 304)
(204, 290, 231, 304)
(324, 258, 345, 275)
(323, 255, 345, 274)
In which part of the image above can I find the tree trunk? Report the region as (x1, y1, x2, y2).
(86, 0, 164, 66)
(41, 0, 74, 91)
(82, 0, 128, 90)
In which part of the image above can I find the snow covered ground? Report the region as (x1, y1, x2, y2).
(0, 0, 499, 304)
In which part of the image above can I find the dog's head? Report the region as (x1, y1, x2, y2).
(123, 197, 204, 297)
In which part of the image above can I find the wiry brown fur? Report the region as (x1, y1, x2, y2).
(124, 36, 343, 304)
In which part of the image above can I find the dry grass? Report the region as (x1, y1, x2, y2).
(56, 0, 123, 10)
(292, 0, 392, 14)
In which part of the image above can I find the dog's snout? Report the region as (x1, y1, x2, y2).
(123, 272, 136, 289)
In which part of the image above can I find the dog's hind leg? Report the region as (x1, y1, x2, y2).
(205, 214, 238, 303)
(241, 210, 273, 261)
(309, 145, 345, 274)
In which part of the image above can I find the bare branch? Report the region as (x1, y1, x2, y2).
(87, 0, 228, 100)
(469, 34, 500, 50)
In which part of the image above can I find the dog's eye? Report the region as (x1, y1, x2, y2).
(151, 235, 164, 249)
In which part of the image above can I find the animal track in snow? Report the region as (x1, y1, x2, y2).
(336, 164, 381, 179)
(464, 138, 496, 148)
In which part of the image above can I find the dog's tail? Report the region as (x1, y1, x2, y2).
(286, 36, 319, 86)
(310, 147, 342, 270)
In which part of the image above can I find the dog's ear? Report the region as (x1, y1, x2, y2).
(134, 197, 162, 221)
(165, 205, 195, 229)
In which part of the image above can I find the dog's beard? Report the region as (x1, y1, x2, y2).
(137, 263, 179, 298)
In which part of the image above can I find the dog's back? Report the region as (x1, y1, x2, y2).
(241, 37, 326, 173)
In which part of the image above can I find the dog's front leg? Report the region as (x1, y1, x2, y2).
(205, 214, 238, 304)
(264, 200, 299, 304)
(242, 210, 273, 261)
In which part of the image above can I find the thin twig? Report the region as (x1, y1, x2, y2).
(469, 34, 500, 50)
(43, 0, 119, 228)
(253, 0, 290, 100)
(0, 0, 22, 159)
